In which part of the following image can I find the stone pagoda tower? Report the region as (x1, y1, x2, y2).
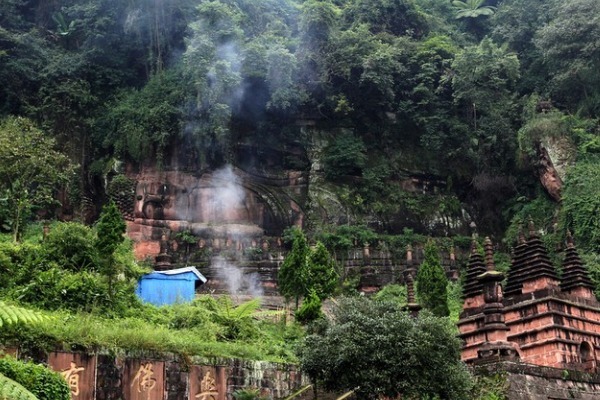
(458, 225, 600, 372)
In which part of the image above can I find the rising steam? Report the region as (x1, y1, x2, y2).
(209, 165, 263, 298)
(213, 255, 263, 298)
(210, 165, 245, 222)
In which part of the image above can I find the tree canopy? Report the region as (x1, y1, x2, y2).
(1, 0, 600, 239)
(298, 297, 472, 399)
(0, 116, 74, 241)
(278, 227, 339, 310)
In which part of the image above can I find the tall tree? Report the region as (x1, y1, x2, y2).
(451, 38, 521, 233)
(0, 117, 73, 241)
(343, 0, 429, 37)
(95, 200, 126, 300)
(452, 0, 496, 19)
(534, 0, 600, 116)
(278, 227, 310, 308)
(416, 240, 449, 317)
(279, 229, 340, 310)
(307, 241, 339, 300)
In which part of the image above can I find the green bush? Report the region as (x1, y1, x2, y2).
(560, 158, 600, 252)
(0, 241, 51, 289)
(322, 132, 367, 180)
(373, 284, 407, 306)
(165, 301, 218, 331)
(42, 222, 99, 272)
(0, 356, 70, 400)
(316, 225, 378, 252)
(295, 290, 323, 324)
(298, 297, 472, 399)
(15, 268, 139, 314)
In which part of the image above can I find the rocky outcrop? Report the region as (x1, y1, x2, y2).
(125, 165, 308, 261)
(536, 135, 576, 202)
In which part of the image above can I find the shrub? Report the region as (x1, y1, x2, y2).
(42, 222, 98, 272)
(295, 290, 322, 324)
(298, 297, 472, 399)
(0, 356, 70, 400)
(16, 268, 139, 314)
(373, 284, 407, 306)
(322, 132, 367, 180)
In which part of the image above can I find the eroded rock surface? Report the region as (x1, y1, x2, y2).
(125, 165, 307, 260)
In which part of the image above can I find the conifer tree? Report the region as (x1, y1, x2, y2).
(278, 227, 310, 308)
(416, 240, 449, 317)
(307, 241, 339, 300)
(95, 200, 126, 300)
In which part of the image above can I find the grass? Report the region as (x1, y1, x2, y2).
(0, 223, 301, 364)
(0, 302, 300, 364)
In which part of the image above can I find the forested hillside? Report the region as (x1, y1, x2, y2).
(1, 0, 599, 251)
(2, 1, 600, 398)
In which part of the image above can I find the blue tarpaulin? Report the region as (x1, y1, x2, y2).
(136, 266, 207, 306)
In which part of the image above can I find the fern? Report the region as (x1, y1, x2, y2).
(229, 298, 261, 320)
(203, 297, 265, 340)
(0, 303, 54, 400)
(0, 302, 46, 328)
(0, 374, 38, 400)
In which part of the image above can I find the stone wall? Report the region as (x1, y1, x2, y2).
(14, 349, 307, 400)
(155, 237, 464, 297)
(475, 361, 600, 400)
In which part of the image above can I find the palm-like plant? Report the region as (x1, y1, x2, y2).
(0, 302, 47, 327)
(0, 377, 38, 400)
(452, 0, 496, 19)
(0, 301, 48, 400)
(202, 297, 282, 340)
(51, 13, 75, 36)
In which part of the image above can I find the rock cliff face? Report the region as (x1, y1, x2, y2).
(537, 135, 575, 202)
(125, 164, 308, 261)
(117, 125, 471, 300)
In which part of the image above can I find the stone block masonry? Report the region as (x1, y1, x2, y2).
(475, 361, 600, 400)
(459, 226, 600, 374)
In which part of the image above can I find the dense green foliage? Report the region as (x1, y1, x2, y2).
(278, 227, 310, 307)
(0, 117, 74, 241)
(306, 241, 339, 300)
(278, 227, 339, 310)
(0, 227, 300, 364)
(0, 298, 300, 363)
(561, 159, 600, 252)
(416, 240, 450, 317)
(298, 297, 472, 399)
(294, 290, 322, 324)
(0, 357, 70, 400)
(1, 0, 600, 395)
(0, 222, 144, 315)
(0, 0, 599, 241)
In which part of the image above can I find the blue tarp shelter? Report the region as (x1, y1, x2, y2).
(136, 266, 207, 306)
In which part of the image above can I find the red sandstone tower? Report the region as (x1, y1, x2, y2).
(458, 225, 600, 372)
